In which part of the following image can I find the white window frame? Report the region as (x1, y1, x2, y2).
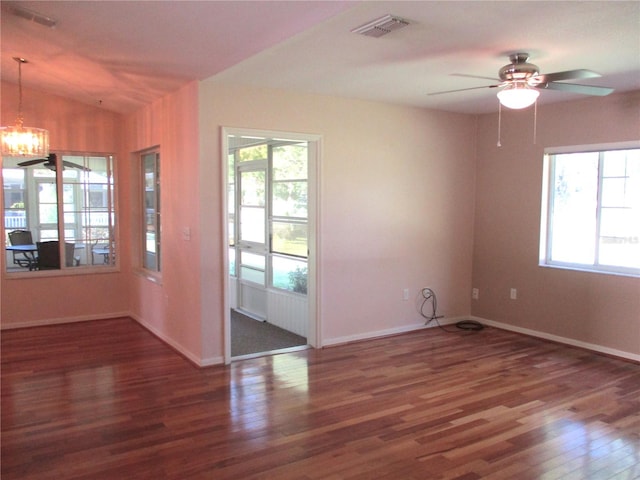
(140, 149, 161, 274)
(3, 152, 117, 275)
(269, 142, 309, 294)
(540, 141, 640, 277)
(230, 142, 310, 295)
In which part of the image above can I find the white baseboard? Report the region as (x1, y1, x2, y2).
(323, 315, 639, 363)
(129, 313, 224, 367)
(471, 315, 640, 363)
(0, 312, 130, 330)
(7, 312, 634, 366)
(322, 316, 462, 347)
(1, 311, 223, 367)
(200, 355, 225, 367)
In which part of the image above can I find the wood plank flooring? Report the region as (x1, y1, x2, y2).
(2, 318, 639, 479)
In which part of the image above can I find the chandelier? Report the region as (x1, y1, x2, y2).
(1, 57, 49, 158)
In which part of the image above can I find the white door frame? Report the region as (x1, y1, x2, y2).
(221, 127, 321, 364)
(235, 160, 268, 320)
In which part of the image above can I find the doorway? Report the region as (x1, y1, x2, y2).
(222, 128, 319, 362)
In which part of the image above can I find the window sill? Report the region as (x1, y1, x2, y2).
(539, 263, 640, 279)
(4, 265, 120, 279)
(135, 268, 162, 285)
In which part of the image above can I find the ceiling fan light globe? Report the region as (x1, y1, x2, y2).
(497, 84, 539, 109)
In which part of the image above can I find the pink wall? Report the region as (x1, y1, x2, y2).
(1, 83, 131, 326)
(473, 92, 640, 357)
(124, 82, 203, 362)
(1, 81, 205, 365)
(199, 82, 477, 357)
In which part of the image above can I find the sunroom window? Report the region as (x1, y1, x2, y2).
(3, 153, 116, 272)
(271, 143, 308, 294)
(228, 138, 309, 295)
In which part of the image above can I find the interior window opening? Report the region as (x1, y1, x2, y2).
(3, 153, 116, 272)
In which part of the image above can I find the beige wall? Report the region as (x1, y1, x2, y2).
(199, 82, 478, 361)
(473, 92, 640, 357)
(1, 82, 130, 326)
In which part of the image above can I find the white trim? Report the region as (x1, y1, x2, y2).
(6, 312, 635, 366)
(323, 315, 639, 363)
(538, 263, 640, 279)
(199, 356, 225, 367)
(472, 315, 640, 363)
(322, 316, 461, 347)
(540, 145, 640, 278)
(308, 135, 322, 349)
(4, 266, 120, 279)
(1, 311, 225, 367)
(545, 140, 640, 155)
(232, 345, 310, 362)
(221, 128, 232, 364)
(0, 311, 129, 330)
(130, 313, 224, 367)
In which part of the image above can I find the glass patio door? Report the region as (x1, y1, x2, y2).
(236, 162, 268, 318)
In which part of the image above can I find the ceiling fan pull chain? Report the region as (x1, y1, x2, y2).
(497, 100, 502, 147)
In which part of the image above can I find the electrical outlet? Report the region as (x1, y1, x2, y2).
(510, 288, 517, 300)
(472, 288, 479, 300)
(403, 288, 410, 301)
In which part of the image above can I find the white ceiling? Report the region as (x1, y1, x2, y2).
(2, 1, 639, 115)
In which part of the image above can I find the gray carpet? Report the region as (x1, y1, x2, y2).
(231, 309, 307, 357)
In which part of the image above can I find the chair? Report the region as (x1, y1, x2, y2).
(36, 241, 76, 270)
(91, 240, 114, 265)
(8, 230, 36, 268)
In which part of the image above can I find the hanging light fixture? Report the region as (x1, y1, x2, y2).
(1, 57, 49, 158)
(497, 81, 539, 109)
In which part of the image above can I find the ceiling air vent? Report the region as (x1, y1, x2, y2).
(351, 14, 409, 38)
(5, 4, 57, 28)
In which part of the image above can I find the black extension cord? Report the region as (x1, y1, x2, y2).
(454, 320, 484, 331)
(419, 287, 484, 333)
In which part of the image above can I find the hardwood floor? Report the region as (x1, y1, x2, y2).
(2, 318, 639, 479)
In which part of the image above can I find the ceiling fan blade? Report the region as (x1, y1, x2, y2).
(537, 82, 614, 96)
(428, 84, 500, 96)
(534, 69, 601, 84)
(62, 161, 91, 171)
(451, 73, 502, 82)
(17, 158, 47, 167)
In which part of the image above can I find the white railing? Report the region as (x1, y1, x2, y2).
(4, 216, 27, 229)
(5, 213, 111, 230)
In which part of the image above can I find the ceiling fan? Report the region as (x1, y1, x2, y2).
(429, 52, 614, 108)
(17, 153, 91, 171)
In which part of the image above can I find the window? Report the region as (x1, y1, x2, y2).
(141, 150, 160, 272)
(541, 145, 640, 276)
(270, 143, 308, 294)
(3, 153, 116, 272)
